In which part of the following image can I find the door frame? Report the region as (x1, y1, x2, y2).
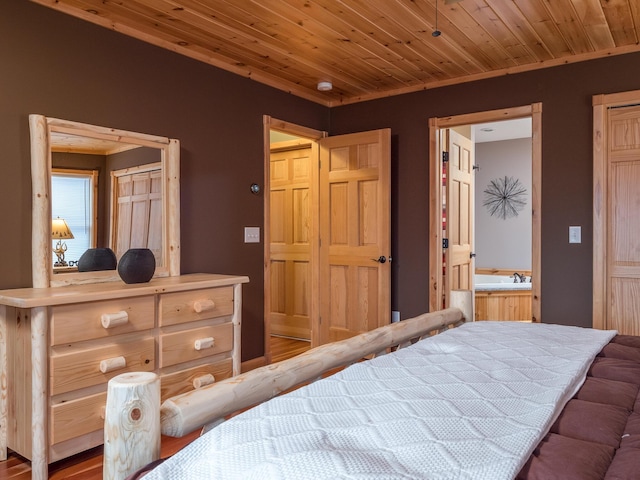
(428, 103, 542, 321)
(592, 89, 640, 330)
(262, 115, 327, 363)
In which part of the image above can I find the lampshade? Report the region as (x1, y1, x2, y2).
(52, 217, 74, 240)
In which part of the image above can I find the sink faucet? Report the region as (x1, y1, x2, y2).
(513, 273, 524, 283)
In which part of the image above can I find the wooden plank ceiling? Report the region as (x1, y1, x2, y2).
(33, 0, 640, 106)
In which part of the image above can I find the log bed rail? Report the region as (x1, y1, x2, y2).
(104, 291, 472, 479)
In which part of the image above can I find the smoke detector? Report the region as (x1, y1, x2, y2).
(317, 81, 333, 91)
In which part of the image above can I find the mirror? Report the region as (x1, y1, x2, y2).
(30, 115, 180, 288)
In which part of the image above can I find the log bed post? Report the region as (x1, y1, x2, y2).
(104, 372, 161, 480)
(450, 289, 473, 324)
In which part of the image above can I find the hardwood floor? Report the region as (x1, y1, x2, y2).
(270, 335, 311, 363)
(1, 335, 310, 479)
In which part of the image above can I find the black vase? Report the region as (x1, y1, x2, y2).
(117, 248, 156, 284)
(77, 248, 117, 272)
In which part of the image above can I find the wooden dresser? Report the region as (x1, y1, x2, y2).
(0, 273, 248, 477)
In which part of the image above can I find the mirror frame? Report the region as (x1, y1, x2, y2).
(29, 114, 180, 288)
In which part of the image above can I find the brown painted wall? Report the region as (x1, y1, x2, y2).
(330, 54, 640, 328)
(3, 2, 638, 363)
(0, 1, 329, 360)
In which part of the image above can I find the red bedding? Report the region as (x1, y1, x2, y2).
(518, 335, 640, 480)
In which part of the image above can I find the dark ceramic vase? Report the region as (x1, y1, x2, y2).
(117, 248, 156, 284)
(77, 248, 117, 272)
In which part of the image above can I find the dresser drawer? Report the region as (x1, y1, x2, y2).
(160, 287, 233, 326)
(50, 392, 107, 445)
(160, 323, 233, 368)
(50, 336, 155, 396)
(160, 359, 233, 400)
(51, 296, 155, 345)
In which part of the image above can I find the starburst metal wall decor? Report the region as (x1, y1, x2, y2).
(483, 176, 527, 220)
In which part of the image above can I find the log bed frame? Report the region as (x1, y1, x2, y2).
(103, 291, 473, 480)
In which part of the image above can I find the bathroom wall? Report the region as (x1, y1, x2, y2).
(474, 138, 532, 271)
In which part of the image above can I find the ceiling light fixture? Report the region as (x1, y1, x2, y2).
(317, 81, 333, 91)
(432, 0, 441, 37)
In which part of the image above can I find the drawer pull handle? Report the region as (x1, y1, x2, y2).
(194, 337, 215, 351)
(193, 374, 216, 389)
(101, 311, 129, 329)
(100, 356, 127, 373)
(193, 299, 215, 313)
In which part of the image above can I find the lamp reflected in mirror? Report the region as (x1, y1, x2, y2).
(52, 217, 74, 267)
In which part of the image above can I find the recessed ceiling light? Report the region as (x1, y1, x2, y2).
(317, 81, 333, 91)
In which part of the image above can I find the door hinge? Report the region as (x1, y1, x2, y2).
(443, 238, 449, 249)
(442, 151, 449, 163)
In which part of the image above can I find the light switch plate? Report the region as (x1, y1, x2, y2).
(569, 226, 581, 244)
(244, 226, 260, 243)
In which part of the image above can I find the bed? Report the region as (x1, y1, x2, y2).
(102, 295, 640, 480)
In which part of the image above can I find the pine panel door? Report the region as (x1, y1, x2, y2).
(318, 129, 391, 345)
(445, 129, 475, 305)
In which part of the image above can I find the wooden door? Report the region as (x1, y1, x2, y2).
(444, 129, 474, 306)
(595, 103, 640, 335)
(317, 129, 391, 345)
(112, 166, 162, 262)
(269, 142, 314, 340)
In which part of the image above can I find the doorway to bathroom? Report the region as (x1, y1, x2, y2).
(429, 104, 542, 322)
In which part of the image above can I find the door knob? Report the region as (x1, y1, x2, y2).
(372, 256, 387, 263)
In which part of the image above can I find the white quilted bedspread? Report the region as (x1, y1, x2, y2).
(145, 322, 616, 480)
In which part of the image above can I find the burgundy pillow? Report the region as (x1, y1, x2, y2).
(518, 433, 614, 480)
(574, 377, 639, 410)
(590, 358, 640, 386)
(599, 343, 640, 364)
(620, 412, 640, 449)
(604, 446, 640, 480)
(550, 399, 629, 448)
(611, 335, 640, 350)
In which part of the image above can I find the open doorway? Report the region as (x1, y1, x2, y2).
(429, 104, 542, 322)
(267, 130, 315, 341)
(263, 117, 325, 364)
(263, 117, 392, 364)
(472, 118, 533, 321)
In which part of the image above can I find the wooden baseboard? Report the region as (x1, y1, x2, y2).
(241, 356, 266, 373)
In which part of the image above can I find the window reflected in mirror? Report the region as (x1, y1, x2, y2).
(51, 169, 98, 269)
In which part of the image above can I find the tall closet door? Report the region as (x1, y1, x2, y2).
(604, 106, 640, 335)
(112, 167, 162, 262)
